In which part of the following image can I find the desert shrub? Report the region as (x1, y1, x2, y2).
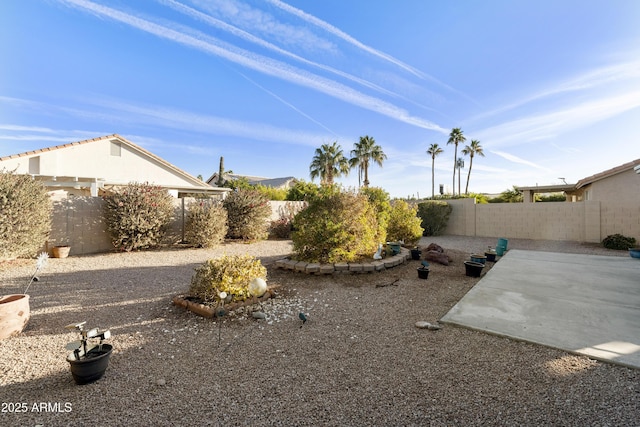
(417, 201, 452, 236)
(185, 200, 228, 247)
(223, 189, 271, 240)
(103, 182, 174, 251)
(286, 180, 320, 201)
(386, 200, 423, 244)
(269, 202, 299, 239)
(189, 254, 267, 303)
(0, 170, 52, 260)
(292, 187, 378, 263)
(360, 187, 391, 244)
(602, 234, 637, 250)
(255, 184, 287, 201)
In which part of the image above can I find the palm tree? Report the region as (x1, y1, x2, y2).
(447, 128, 466, 196)
(456, 158, 464, 195)
(426, 143, 444, 198)
(461, 139, 485, 194)
(349, 135, 386, 188)
(309, 141, 350, 185)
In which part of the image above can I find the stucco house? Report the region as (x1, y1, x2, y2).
(0, 134, 229, 198)
(518, 158, 640, 204)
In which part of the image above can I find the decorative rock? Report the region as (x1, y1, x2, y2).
(252, 311, 267, 320)
(334, 263, 349, 272)
(319, 265, 335, 274)
(248, 278, 268, 297)
(305, 263, 320, 274)
(281, 259, 297, 270)
(425, 250, 450, 266)
(426, 243, 445, 253)
(275, 259, 289, 269)
(372, 261, 386, 271)
(348, 263, 363, 272)
(415, 321, 442, 330)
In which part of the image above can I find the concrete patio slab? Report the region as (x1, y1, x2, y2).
(441, 249, 640, 369)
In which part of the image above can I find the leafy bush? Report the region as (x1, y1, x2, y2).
(189, 255, 267, 303)
(254, 184, 287, 201)
(103, 182, 174, 251)
(292, 187, 378, 263)
(185, 200, 228, 247)
(286, 180, 320, 201)
(0, 170, 52, 260)
(360, 187, 391, 244)
(223, 189, 271, 240)
(387, 200, 423, 244)
(602, 234, 637, 250)
(417, 201, 452, 236)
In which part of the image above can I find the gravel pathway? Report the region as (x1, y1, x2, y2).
(0, 237, 638, 426)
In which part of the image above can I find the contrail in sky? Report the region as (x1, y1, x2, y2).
(58, 0, 448, 133)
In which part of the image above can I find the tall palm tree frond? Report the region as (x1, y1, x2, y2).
(446, 128, 466, 196)
(461, 139, 484, 194)
(427, 143, 444, 198)
(349, 135, 386, 187)
(309, 141, 350, 185)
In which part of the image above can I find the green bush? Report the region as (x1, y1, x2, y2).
(286, 180, 320, 201)
(292, 187, 378, 263)
(254, 184, 287, 201)
(360, 187, 391, 244)
(189, 255, 267, 303)
(185, 200, 228, 247)
(602, 234, 637, 250)
(223, 189, 271, 240)
(103, 182, 174, 251)
(387, 200, 423, 244)
(0, 170, 52, 260)
(417, 201, 452, 236)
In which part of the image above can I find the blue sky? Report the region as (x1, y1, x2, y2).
(1, 0, 639, 197)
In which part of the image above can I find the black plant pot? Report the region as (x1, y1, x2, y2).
(485, 251, 497, 262)
(67, 344, 112, 385)
(464, 261, 485, 278)
(410, 249, 422, 260)
(417, 267, 430, 279)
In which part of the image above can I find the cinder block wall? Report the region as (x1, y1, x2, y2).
(47, 198, 307, 256)
(443, 198, 638, 243)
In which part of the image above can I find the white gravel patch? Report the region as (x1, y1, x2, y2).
(0, 237, 638, 426)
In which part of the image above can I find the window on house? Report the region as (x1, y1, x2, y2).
(110, 141, 122, 156)
(29, 156, 40, 174)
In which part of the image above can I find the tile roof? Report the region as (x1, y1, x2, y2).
(0, 134, 224, 191)
(575, 158, 640, 189)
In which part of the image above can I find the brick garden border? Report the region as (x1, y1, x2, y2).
(274, 248, 410, 274)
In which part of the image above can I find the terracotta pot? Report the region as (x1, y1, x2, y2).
(0, 294, 30, 340)
(52, 246, 71, 258)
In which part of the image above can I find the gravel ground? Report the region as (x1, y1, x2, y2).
(0, 236, 638, 426)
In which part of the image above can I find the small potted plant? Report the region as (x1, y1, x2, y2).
(0, 252, 48, 340)
(65, 322, 113, 385)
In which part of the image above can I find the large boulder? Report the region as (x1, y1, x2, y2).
(423, 243, 450, 265)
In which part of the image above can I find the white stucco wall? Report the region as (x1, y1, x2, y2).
(0, 138, 199, 189)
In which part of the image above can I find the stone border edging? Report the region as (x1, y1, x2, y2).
(274, 248, 410, 274)
(172, 289, 277, 318)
